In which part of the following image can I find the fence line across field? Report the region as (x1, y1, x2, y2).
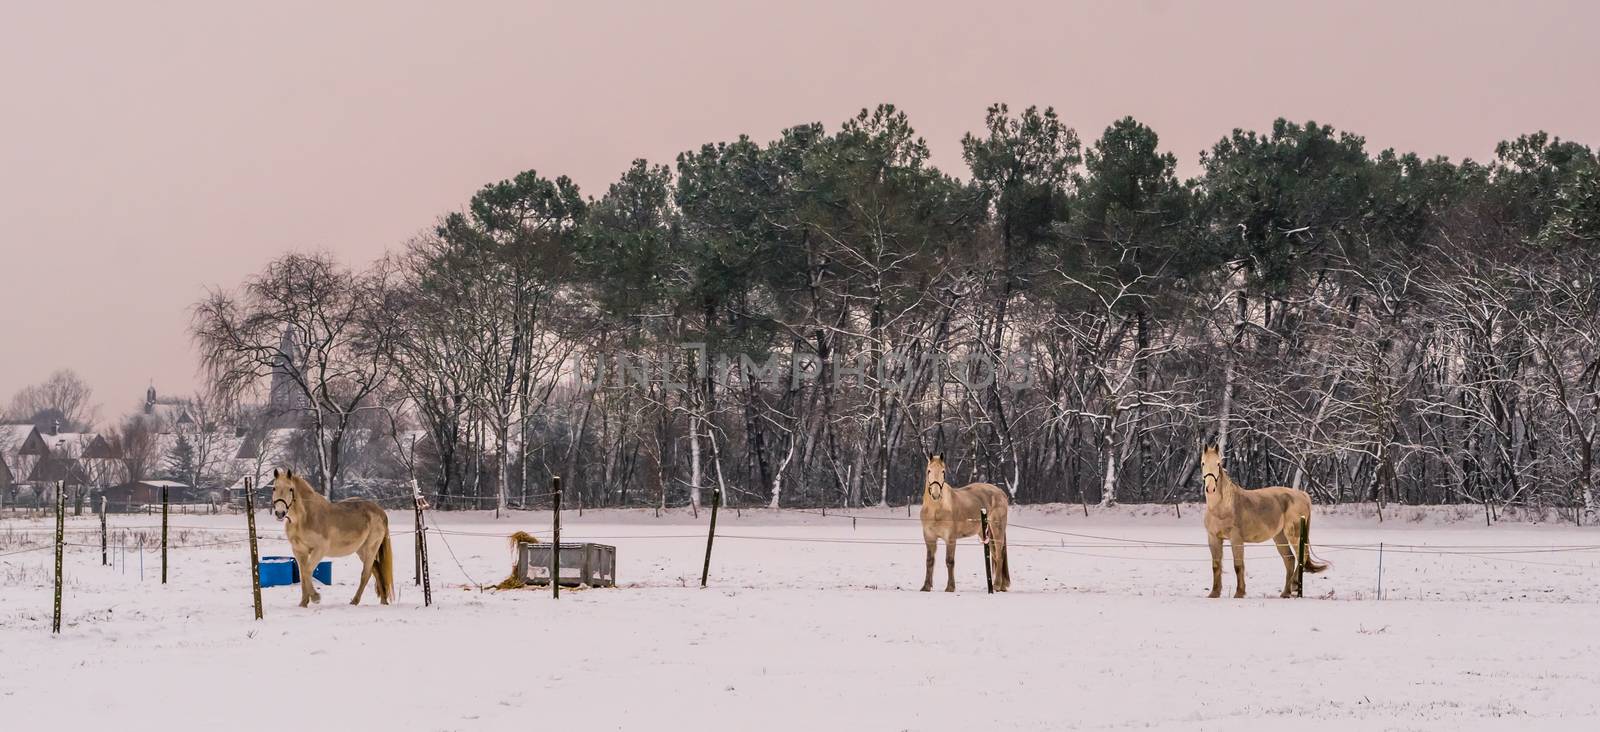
(22, 475, 1600, 635)
(10, 513, 1599, 552)
(13, 522, 1598, 556)
(424, 508, 483, 592)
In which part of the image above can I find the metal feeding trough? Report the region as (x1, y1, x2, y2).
(515, 542, 616, 588)
(259, 556, 332, 588)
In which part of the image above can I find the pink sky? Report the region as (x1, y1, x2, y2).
(2, 0, 1596, 424)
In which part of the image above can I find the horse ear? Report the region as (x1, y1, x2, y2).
(272, 468, 280, 479)
(287, 469, 294, 479)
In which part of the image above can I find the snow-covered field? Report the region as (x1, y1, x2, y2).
(2, 504, 1597, 731)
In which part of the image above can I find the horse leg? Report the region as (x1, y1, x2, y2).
(920, 538, 936, 592)
(1230, 531, 1247, 598)
(944, 537, 957, 592)
(992, 524, 1009, 592)
(295, 550, 316, 608)
(1207, 533, 1223, 598)
(1273, 530, 1296, 598)
(308, 550, 324, 604)
(995, 538, 1010, 592)
(351, 546, 374, 605)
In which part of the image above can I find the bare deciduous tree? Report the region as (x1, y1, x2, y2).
(6, 369, 97, 431)
(192, 252, 393, 495)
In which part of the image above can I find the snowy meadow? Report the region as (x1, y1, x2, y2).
(2, 505, 1596, 731)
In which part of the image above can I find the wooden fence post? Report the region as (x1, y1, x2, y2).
(412, 481, 424, 587)
(53, 480, 64, 633)
(161, 485, 169, 585)
(701, 486, 721, 588)
(412, 480, 433, 607)
(100, 495, 108, 566)
(1295, 515, 1309, 598)
(244, 477, 263, 620)
(412, 481, 424, 586)
(980, 508, 994, 594)
(552, 476, 562, 599)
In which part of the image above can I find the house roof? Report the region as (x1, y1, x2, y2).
(132, 480, 189, 488)
(22, 431, 99, 460)
(105, 479, 192, 494)
(0, 424, 34, 444)
(27, 456, 90, 484)
(81, 434, 119, 459)
(234, 427, 301, 460)
(0, 424, 36, 464)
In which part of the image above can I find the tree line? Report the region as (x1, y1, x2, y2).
(192, 104, 1600, 519)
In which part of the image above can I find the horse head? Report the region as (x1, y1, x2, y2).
(924, 452, 947, 501)
(270, 468, 298, 521)
(1200, 444, 1225, 505)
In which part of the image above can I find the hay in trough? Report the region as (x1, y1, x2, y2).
(507, 530, 541, 549)
(493, 531, 541, 590)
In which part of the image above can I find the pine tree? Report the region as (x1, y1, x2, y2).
(163, 434, 196, 487)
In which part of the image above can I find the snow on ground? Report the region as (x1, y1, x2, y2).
(2, 504, 1597, 731)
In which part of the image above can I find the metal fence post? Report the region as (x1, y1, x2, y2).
(1376, 542, 1385, 601)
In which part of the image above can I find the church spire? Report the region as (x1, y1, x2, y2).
(269, 325, 307, 412)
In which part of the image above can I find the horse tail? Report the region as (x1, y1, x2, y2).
(1301, 514, 1330, 574)
(373, 530, 395, 602)
(1001, 542, 1011, 588)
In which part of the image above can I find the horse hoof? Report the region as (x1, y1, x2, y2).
(944, 587, 955, 593)
(919, 586, 931, 592)
(1233, 591, 1246, 598)
(1207, 591, 1221, 598)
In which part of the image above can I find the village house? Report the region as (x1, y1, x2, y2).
(10, 422, 120, 508)
(100, 479, 193, 513)
(0, 449, 13, 498)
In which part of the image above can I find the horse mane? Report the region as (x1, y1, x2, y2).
(287, 473, 324, 502)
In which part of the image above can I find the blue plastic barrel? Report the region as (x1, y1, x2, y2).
(259, 556, 332, 587)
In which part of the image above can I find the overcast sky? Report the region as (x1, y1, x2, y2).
(3, 0, 1596, 424)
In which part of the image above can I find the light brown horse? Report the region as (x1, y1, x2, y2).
(270, 469, 394, 607)
(1200, 445, 1329, 598)
(920, 453, 1010, 592)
